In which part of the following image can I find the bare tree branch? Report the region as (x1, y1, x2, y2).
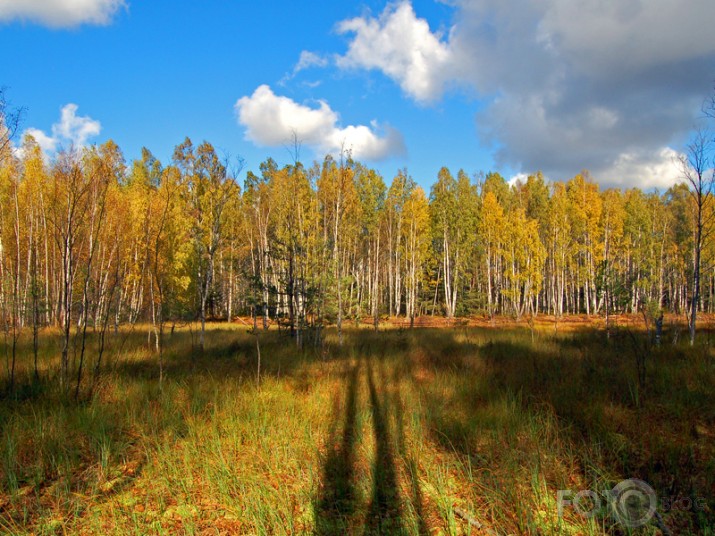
(0, 88, 25, 163)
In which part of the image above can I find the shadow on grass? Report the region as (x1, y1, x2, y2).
(411, 327, 715, 533)
(109, 331, 298, 382)
(364, 355, 403, 534)
(313, 344, 419, 535)
(387, 354, 429, 536)
(314, 360, 361, 534)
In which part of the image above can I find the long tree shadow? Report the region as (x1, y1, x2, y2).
(314, 360, 361, 534)
(110, 330, 311, 384)
(388, 357, 429, 536)
(365, 355, 403, 535)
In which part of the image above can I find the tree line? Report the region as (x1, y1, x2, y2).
(0, 122, 713, 392)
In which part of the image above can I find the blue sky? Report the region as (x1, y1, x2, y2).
(2, 0, 715, 190)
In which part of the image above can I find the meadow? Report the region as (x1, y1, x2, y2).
(0, 319, 713, 535)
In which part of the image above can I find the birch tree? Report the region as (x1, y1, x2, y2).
(680, 129, 714, 344)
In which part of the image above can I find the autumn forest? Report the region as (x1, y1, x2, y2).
(1, 130, 711, 349)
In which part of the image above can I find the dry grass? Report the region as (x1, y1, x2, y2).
(1, 320, 714, 534)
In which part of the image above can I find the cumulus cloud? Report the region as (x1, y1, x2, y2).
(335, 0, 715, 187)
(336, 2, 452, 103)
(53, 103, 101, 146)
(600, 147, 685, 190)
(22, 103, 101, 154)
(235, 85, 405, 161)
(23, 127, 58, 153)
(0, 0, 125, 28)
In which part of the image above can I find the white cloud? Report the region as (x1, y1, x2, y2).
(295, 51, 328, 74)
(280, 51, 329, 86)
(336, 2, 452, 102)
(23, 128, 57, 153)
(508, 172, 529, 187)
(601, 147, 685, 190)
(335, 0, 715, 187)
(0, 0, 125, 28)
(52, 103, 101, 146)
(22, 103, 101, 155)
(235, 85, 405, 161)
